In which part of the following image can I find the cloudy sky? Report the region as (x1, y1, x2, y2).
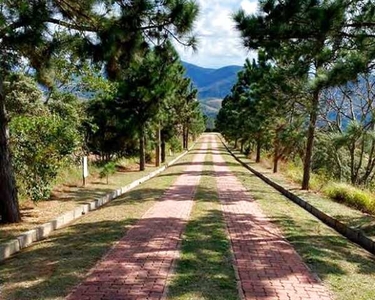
(175, 0, 258, 69)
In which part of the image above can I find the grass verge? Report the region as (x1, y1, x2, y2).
(167, 151, 239, 300)
(218, 137, 375, 300)
(323, 182, 375, 214)
(0, 142, 201, 300)
(229, 148, 375, 240)
(0, 151, 184, 244)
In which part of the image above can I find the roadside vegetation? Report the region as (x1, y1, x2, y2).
(228, 146, 375, 240)
(217, 0, 375, 214)
(251, 154, 375, 217)
(0, 150, 183, 244)
(0, 1, 205, 224)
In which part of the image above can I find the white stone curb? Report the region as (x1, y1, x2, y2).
(0, 145, 196, 262)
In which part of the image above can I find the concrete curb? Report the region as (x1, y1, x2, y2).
(219, 136, 375, 256)
(0, 145, 196, 262)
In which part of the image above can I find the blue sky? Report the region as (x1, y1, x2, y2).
(175, 0, 258, 69)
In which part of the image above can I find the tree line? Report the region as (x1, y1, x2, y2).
(217, 0, 375, 191)
(0, 0, 205, 223)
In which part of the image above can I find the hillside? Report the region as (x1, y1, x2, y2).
(182, 61, 242, 118)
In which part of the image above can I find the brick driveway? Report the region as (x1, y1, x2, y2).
(212, 138, 333, 300)
(66, 139, 207, 300)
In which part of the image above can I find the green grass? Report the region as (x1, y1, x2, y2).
(218, 137, 375, 300)
(0, 151, 185, 244)
(282, 161, 375, 214)
(324, 183, 375, 214)
(167, 151, 239, 300)
(0, 142, 202, 300)
(229, 147, 375, 240)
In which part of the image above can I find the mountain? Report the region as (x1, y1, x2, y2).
(182, 61, 242, 118)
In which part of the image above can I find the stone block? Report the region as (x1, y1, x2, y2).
(82, 203, 90, 214)
(0, 239, 20, 261)
(54, 215, 65, 229)
(74, 206, 84, 219)
(62, 210, 75, 225)
(88, 200, 98, 211)
(37, 222, 54, 239)
(17, 229, 38, 248)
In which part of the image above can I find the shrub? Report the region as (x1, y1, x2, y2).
(99, 162, 116, 184)
(324, 183, 375, 214)
(145, 151, 155, 164)
(244, 145, 251, 156)
(168, 136, 182, 153)
(283, 161, 303, 184)
(10, 115, 81, 202)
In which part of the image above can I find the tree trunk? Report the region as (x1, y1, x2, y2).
(273, 157, 279, 173)
(234, 138, 238, 149)
(139, 127, 146, 171)
(256, 138, 261, 163)
(0, 77, 21, 223)
(155, 126, 161, 167)
(240, 140, 244, 153)
(273, 147, 279, 173)
(182, 125, 187, 150)
(302, 90, 319, 190)
(185, 130, 189, 150)
(161, 136, 166, 163)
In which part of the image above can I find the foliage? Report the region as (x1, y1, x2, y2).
(0, 0, 201, 223)
(5, 75, 84, 202)
(169, 136, 183, 153)
(4, 74, 45, 117)
(324, 183, 375, 214)
(10, 115, 81, 201)
(99, 162, 117, 184)
(232, 0, 375, 189)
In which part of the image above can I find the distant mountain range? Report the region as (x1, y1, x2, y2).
(182, 61, 242, 118)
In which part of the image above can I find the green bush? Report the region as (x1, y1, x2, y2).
(168, 136, 182, 153)
(10, 115, 81, 202)
(283, 161, 303, 184)
(99, 162, 116, 184)
(145, 151, 155, 164)
(324, 183, 375, 214)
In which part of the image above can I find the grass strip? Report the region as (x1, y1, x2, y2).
(0, 151, 187, 244)
(167, 150, 239, 300)
(217, 137, 375, 300)
(0, 142, 202, 300)
(228, 147, 375, 240)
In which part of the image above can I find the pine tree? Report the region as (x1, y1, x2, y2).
(0, 0, 99, 223)
(234, 0, 375, 189)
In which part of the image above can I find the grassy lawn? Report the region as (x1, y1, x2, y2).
(228, 147, 375, 240)
(0, 143, 201, 300)
(216, 136, 375, 300)
(0, 151, 185, 244)
(167, 151, 239, 300)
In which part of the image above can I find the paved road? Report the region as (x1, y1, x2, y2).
(66, 138, 207, 300)
(212, 137, 332, 300)
(66, 134, 332, 300)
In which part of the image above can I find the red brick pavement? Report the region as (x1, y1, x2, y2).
(66, 139, 208, 300)
(211, 138, 333, 300)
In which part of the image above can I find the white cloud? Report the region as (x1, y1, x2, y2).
(176, 0, 258, 69)
(241, 0, 258, 15)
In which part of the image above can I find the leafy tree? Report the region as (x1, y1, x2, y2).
(5, 75, 83, 202)
(0, 0, 199, 223)
(234, 0, 375, 189)
(100, 162, 116, 185)
(10, 115, 81, 202)
(114, 44, 181, 170)
(0, 0, 102, 222)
